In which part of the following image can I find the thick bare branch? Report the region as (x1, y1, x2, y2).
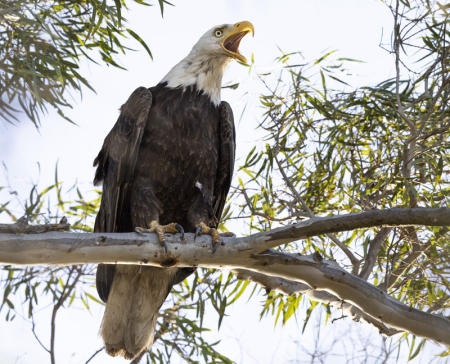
(0, 207, 449, 345)
(2, 208, 448, 266)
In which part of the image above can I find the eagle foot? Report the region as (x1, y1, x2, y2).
(194, 222, 220, 253)
(135, 221, 184, 253)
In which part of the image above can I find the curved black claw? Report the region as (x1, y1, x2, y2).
(211, 239, 220, 254)
(194, 225, 202, 241)
(161, 240, 168, 254)
(175, 223, 185, 240)
(135, 227, 145, 235)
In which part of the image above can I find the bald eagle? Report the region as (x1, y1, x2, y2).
(93, 21, 254, 359)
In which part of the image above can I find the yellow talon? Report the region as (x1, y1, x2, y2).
(135, 220, 185, 253)
(195, 222, 220, 252)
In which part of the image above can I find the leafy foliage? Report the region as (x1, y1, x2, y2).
(233, 0, 448, 355)
(0, 0, 167, 126)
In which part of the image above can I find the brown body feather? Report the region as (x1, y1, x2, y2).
(93, 83, 235, 359)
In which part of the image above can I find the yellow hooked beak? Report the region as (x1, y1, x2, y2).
(221, 21, 254, 63)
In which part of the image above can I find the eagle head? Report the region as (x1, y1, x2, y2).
(162, 21, 254, 104)
(193, 21, 255, 63)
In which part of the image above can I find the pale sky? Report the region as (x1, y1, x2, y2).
(0, 1, 440, 363)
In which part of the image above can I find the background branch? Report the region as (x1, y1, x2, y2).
(0, 217, 70, 234)
(359, 228, 392, 280)
(233, 268, 400, 336)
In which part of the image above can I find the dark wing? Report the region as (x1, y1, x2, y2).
(213, 101, 236, 226)
(94, 87, 152, 302)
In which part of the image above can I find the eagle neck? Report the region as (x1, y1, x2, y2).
(161, 50, 230, 106)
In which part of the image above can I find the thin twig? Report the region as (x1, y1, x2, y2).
(31, 316, 50, 354)
(85, 347, 104, 364)
(50, 266, 83, 364)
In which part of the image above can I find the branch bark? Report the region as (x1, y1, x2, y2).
(1, 208, 449, 345)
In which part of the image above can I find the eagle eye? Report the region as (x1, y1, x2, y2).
(214, 29, 223, 38)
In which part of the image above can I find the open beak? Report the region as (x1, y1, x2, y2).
(221, 21, 254, 63)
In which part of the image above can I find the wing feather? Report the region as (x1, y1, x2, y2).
(94, 87, 152, 302)
(213, 101, 236, 225)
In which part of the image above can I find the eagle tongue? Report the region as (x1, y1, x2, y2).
(224, 31, 248, 54)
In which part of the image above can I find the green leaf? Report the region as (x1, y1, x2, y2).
(85, 292, 104, 305)
(302, 301, 318, 333)
(336, 57, 365, 63)
(157, 0, 174, 17)
(409, 338, 426, 360)
(126, 28, 153, 59)
(314, 50, 336, 64)
(228, 280, 249, 305)
(114, 0, 122, 26)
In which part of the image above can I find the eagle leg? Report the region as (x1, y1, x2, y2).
(135, 221, 184, 253)
(194, 222, 220, 253)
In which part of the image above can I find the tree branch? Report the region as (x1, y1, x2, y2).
(0, 217, 70, 234)
(249, 250, 449, 345)
(359, 228, 392, 280)
(233, 268, 400, 336)
(0, 208, 449, 345)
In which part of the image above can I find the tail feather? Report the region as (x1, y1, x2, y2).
(100, 265, 177, 359)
